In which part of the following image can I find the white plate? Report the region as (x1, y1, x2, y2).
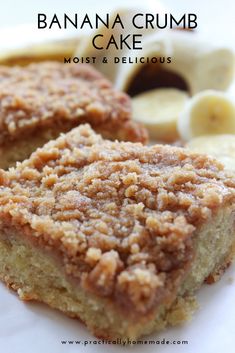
(0, 264, 234, 353)
(0, 1, 235, 352)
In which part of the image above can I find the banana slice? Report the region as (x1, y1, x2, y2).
(186, 135, 235, 171)
(132, 88, 189, 142)
(177, 90, 235, 141)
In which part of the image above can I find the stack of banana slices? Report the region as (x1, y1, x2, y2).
(179, 91, 235, 172)
(116, 19, 235, 173)
(133, 88, 235, 172)
(77, 7, 235, 172)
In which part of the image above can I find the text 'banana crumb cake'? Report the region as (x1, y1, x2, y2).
(0, 124, 235, 339)
(0, 62, 147, 169)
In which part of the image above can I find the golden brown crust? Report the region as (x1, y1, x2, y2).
(0, 62, 147, 145)
(0, 124, 235, 316)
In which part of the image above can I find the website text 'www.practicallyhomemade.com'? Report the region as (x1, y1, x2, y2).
(61, 338, 189, 346)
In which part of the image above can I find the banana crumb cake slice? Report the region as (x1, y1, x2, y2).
(0, 62, 147, 169)
(0, 124, 235, 339)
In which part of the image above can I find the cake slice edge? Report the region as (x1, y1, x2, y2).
(0, 204, 234, 340)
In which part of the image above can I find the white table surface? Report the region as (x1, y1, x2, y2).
(0, 1, 235, 353)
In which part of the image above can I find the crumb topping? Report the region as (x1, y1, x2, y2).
(0, 124, 235, 315)
(0, 62, 147, 144)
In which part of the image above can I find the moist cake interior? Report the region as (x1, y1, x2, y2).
(0, 124, 234, 339)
